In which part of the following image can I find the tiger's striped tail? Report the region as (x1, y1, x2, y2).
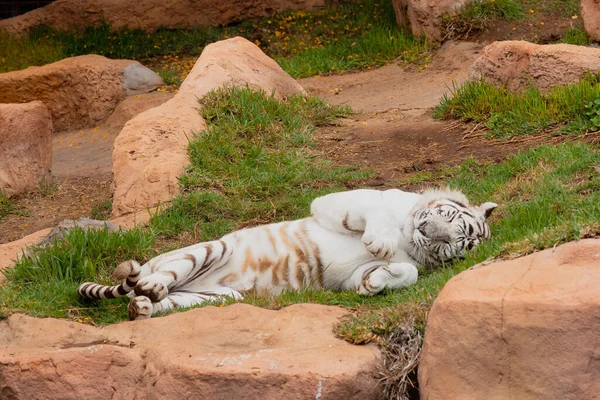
(77, 260, 142, 300)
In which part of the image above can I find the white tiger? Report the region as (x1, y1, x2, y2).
(78, 188, 497, 320)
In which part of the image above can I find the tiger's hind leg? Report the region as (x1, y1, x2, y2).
(134, 239, 233, 303)
(128, 287, 243, 320)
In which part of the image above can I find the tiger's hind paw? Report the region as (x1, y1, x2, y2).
(128, 296, 153, 320)
(134, 277, 168, 302)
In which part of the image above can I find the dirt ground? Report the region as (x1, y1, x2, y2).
(0, 10, 588, 244)
(0, 92, 174, 244)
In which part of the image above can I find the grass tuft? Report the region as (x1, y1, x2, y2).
(37, 175, 59, 197)
(434, 73, 600, 139)
(441, 0, 523, 40)
(561, 26, 591, 45)
(0, 191, 15, 221)
(0, 227, 155, 323)
(150, 86, 368, 240)
(90, 200, 113, 221)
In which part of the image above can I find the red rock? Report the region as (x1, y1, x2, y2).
(0, 101, 53, 197)
(392, 0, 472, 41)
(0, 0, 325, 34)
(0, 304, 381, 399)
(419, 239, 600, 399)
(111, 36, 305, 217)
(469, 40, 600, 91)
(582, 0, 600, 42)
(0, 55, 162, 131)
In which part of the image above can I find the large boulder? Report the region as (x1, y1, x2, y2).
(0, 101, 53, 197)
(419, 239, 600, 399)
(469, 41, 600, 91)
(0, 0, 325, 34)
(392, 0, 472, 41)
(582, 0, 600, 42)
(0, 55, 163, 131)
(111, 36, 305, 217)
(0, 304, 381, 399)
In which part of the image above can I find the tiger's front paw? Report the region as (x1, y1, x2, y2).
(128, 296, 152, 320)
(361, 227, 401, 259)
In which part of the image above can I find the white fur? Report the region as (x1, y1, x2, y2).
(82, 188, 495, 319)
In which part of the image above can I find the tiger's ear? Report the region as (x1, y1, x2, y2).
(479, 202, 498, 219)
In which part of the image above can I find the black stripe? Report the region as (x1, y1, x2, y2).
(92, 285, 102, 298)
(117, 285, 128, 295)
(78, 282, 92, 296)
(449, 200, 467, 208)
(161, 270, 178, 280)
(180, 250, 215, 286)
(103, 288, 116, 299)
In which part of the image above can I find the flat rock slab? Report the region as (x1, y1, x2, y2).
(419, 239, 600, 399)
(0, 304, 381, 399)
(469, 40, 600, 91)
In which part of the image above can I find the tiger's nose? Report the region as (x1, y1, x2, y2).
(417, 222, 427, 235)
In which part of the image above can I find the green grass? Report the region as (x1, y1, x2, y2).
(520, 0, 580, 17)
(37, 175, 59, 197)
(4, 90, 600, 321)
(561, 26, 591, 45)
(0, 86, 369, 324)
(434, 73, 600, 139)
(2, 87, 600, 398)
(0, 227, 156, 323)
(0, 0, 430, 79)
(90, 200, 113, 220)
(0, 94, 600, 328)
(442, 0, 582, 41)
(441, 0, 523, 40)
(0, 191, 15, 221)
(149, 86, 368, 240)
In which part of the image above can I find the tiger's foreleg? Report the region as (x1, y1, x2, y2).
(128, 287, 243, 320)
(356, 262, 418, 296)
(310, 191, 401, 259)
(134, 239, 233, 303)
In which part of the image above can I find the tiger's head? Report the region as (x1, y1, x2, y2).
(406, 189, 497, 268)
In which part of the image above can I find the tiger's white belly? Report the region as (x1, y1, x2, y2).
(176, 217, 411, 295)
